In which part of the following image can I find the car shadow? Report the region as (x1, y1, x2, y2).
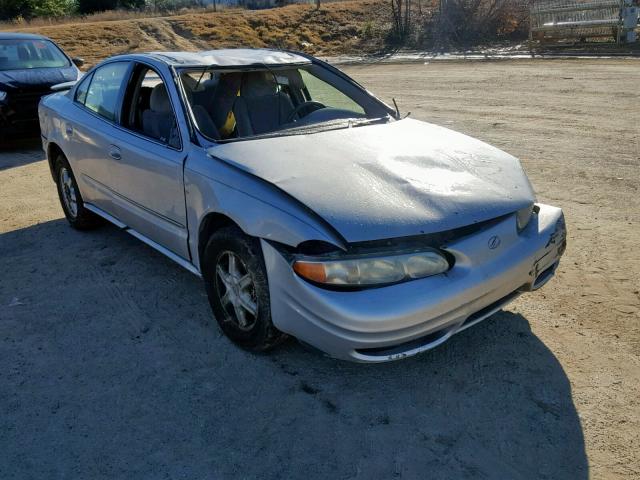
(0, 219, 588, 479)
(0, 137, 44, 171)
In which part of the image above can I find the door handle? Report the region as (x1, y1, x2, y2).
(108, 146, 122, 161)
(65, 124, 73, 136)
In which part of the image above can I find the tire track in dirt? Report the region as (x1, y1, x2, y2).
(136, 19, 199, 52)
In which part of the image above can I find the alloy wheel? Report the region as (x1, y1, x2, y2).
(215, 251, 258, 331)
(59, 167, 78, 218)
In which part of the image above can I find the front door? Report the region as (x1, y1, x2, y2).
(103, 63, 189, 259)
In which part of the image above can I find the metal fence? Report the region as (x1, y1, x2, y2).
(530, 0, 640, 43)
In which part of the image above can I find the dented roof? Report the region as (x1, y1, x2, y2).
(147, 49, 311, 67)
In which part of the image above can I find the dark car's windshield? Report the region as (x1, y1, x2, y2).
(0, 39, 70, 71)
(179, 63, 391, 141)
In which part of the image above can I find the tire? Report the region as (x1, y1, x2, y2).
(202, 226, 287, 352)
(54, 153, 102, 230)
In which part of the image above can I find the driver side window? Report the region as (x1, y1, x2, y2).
(121, 65, 181, 149)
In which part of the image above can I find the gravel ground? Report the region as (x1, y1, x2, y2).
(1, 59, 638, 479)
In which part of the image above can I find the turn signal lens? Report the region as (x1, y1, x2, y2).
(293, 261, 327, 283)
(293, 250, 450, 287)
(516, 204, 534, 232)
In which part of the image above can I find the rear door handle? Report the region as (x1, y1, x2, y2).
(108, 145, 121, 161)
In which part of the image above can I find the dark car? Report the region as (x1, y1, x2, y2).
(0, 32, 82, 141)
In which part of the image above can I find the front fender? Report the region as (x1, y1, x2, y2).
(185, 153, 346, 270)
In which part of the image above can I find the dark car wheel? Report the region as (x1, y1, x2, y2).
(203, 226, 287, 352)
(54, 154, 103, 230)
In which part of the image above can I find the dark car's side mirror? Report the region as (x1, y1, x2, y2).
(72, 57, 85, 68)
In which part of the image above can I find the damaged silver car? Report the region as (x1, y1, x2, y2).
(38, 49, 567, 362)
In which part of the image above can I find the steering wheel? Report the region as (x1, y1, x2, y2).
(286, 101, 325, 123)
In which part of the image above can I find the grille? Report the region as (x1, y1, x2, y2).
(8, 90, 49, 122)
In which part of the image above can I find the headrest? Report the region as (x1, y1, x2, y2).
(242, 71, 278, 98)
(284, 69, 305, 89)
(150, 84, 172, 113)
(219, 72, 242, 92)
(201, 78, 219, 91)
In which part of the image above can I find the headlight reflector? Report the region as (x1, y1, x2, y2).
(516, 204, 534, 232)
(293, 250, 450, 287)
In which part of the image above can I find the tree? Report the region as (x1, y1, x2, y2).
(76, 0, 145, 14)
(1, 0, 75, 20)
(391, 0, 411, 39)
(33, 0, 76, 16)
(76, 0, 118, 13)
(0, 0, 35, 19)
(118, 0, 145, 8)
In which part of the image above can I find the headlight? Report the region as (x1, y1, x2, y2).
(0, 91, 7, 102)
(293, 250, 450, 287)
(516, 204, 535, 232)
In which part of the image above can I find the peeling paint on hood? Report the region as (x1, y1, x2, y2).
(208, 118, 536, 243)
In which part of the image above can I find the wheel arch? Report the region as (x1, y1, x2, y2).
(46, 142, 65, 181)
(197, 212, 242, 272)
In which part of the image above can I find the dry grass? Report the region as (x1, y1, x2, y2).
(4, 0, 391, 66)
(0, 5, 237, 30)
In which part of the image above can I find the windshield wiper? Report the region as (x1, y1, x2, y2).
(348, 116, 392, 128)
(215, 116, 393, 143)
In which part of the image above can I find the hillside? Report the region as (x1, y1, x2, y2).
(12, 0, 392, 65)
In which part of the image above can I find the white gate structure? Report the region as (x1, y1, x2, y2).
(530, 0, 640, 44)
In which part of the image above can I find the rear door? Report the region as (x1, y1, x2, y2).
(101, 62, 189, 259)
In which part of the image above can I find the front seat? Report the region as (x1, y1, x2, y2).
(179, 75, 220, 140)
(142, 84, 179, 147)
(233, 72, 295, 137)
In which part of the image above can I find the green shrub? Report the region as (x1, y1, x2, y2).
(33, 0, 77, 16)
(0, 0, 76, 20)
(76, 0, 145, 14)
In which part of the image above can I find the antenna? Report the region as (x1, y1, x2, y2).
(392, 98, 400, 119)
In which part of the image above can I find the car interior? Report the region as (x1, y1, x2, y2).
(0, 39, 69, 70)
(76, 62, 381, 147)
(179, 66, 369, 141)
(122, 66, 181, 148)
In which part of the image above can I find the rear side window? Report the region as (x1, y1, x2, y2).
(76, 62, 129, 122)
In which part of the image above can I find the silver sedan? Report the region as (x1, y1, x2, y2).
(38, 49, 567, 362)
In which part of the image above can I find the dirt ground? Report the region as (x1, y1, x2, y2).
(1, 59, 639, 479)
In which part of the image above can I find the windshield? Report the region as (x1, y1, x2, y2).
(179, 63, 390, 141)
(0, 39, 70, 71)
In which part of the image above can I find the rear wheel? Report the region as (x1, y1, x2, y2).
(203, 226, 286, 352)
(54, 154, 102, 230)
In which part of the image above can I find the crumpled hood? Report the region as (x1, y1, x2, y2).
(0, 66, 77, 92)
(209, 118, 535, 243)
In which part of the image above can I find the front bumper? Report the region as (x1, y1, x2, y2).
(262, 203, 566, 362)
(0, 95, 44, 139)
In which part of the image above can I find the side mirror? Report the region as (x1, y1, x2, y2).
(72, 57, 85, 68)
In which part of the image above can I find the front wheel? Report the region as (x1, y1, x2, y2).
(202, 226, 287, 352)
(54, 154, 102, 230)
